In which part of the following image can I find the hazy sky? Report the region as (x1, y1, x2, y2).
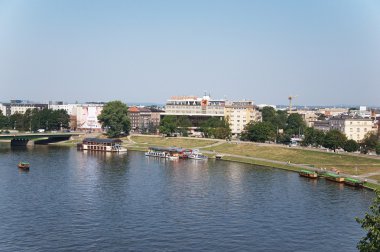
(1, 0, 379, 106)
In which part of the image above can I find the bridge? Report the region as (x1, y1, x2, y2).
(0, 132, 84, 146)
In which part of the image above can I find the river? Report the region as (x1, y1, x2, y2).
(0, 144, 374, 251)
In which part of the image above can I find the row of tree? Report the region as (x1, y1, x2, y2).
(0, 108, 70, 132)
(241, 107, 306, 143)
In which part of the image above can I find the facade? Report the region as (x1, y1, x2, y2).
(0, 101, 48, 116)
(162, 95, 225, 126)
(295, 110, 318, 127)
(312, 121, 330, 132)
(76, 103, 104, 132)
(128, 106, 163, 133)
(329, 116, 376, 142)
(224, 101, 261, 137)
(48, 104, 78, 116)
(317, 108, 348, 117)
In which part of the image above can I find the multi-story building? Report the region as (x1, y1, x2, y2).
(76, 103, 104, 132)
(128, 106, 164, 133)
(48, 103, 78, 116)
(224, 101, 261, 137)
(0, 100, 48, 116)
(162, 95, 225, 126)
(317, 108, 348, 117)
(329, 116, 377, 142)
(295, 109, 318, 127)
(312, 121, 330, 132)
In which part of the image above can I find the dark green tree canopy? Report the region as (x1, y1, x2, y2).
(241, 121, 276, 143)
(302, 127, 325, 147)
(343, 139, 360, 152)
(286, 113, 306, 136)
(361, 132, 379, 153)
(323, 130, 347, 151)
(98, 101, 131, 138)
(356, 190, 380, 251)
(200, 117, 231, 139)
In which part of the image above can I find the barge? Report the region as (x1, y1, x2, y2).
(324, 173, 345, 183)
(344, 178, 364, 187)
(299, 170, 318, 178)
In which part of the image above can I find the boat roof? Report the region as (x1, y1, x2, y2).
(300, 170, 315, 174)
(345, 178, 362, 183)
(325, 173, 341, 178)
(83, 138, 122, 144)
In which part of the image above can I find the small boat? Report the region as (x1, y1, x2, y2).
(215, 153, 223, 160)
(18, 162, 30, 170)
(344, 178, 364, 187)
(324, 173, 345, 183)
(188, 153, 208, 160)
(168, 155, 179, 161)
(299, 170, 318, 178)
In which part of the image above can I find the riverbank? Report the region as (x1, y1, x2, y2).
(51, 134, 380, 190)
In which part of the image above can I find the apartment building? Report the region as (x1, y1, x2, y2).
(0, 100, 48, 116)
(224, 101, 261, 137)
(329, 116, 376, 142)
(128, 106, 163, 133)
(76, 103, 104, 132)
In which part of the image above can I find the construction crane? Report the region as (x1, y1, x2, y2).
(288, 95, 298, 112)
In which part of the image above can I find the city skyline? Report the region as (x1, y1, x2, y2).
(1, 0, 379, 106)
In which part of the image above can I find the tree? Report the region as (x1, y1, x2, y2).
(98, 101, 131, 138)
(376, 144, 380, 155)
(356, 190, 380, 251)
(286, 113, 306, 136)
(343, 139, 360, 152)
(241, 121, 275, 142)
(302, 127, 325, 147)
(159, 116, 177, 136)
(323, 130, 347, 151)
(361, 132, 379, 153)
(200, 117, 231, 139)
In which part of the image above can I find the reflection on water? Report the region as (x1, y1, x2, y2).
(0, 144, 375, 252)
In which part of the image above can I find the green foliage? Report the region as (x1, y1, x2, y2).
(323, 130, 347, 151)
(200, 117, 231, 139)
(159, 115, 192, 136)
(98, 101, 131, 138)
(262, 106, 287, 130)
(361, 132, 379, 153)
(343, 139, 360, 152)
(286, 113, 306, 136)
(302, 127, 325, 147)
(356, 190, 380, 251)
(241, 121, 275, 142)
(376, 144, 380, 155)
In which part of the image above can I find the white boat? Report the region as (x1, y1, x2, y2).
(168, 156, 179, 161)
(188, 153, 208, 160)
(145, 151, 168, 158)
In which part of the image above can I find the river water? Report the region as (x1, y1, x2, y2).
(0, 144, 374, 251)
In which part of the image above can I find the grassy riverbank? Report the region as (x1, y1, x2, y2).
(128, 136, 380, 186)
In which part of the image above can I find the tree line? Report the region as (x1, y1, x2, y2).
(0, 108, 70, 132)
(240, 106, 380, 154)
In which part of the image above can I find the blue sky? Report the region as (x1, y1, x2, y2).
(1, 0, 379, 106)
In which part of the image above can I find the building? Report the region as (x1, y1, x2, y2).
(317, 108, 348, 117)
(48, 103, 78, 116)
(329, 116, 377, 142)
(312, 120, 330, 132)
(128, 106, 164, 133)
(295, 109, 319, 127)
(224, 101, 261, 137)
(76, 103, 104, 132)
(162, 95, 225, 126)
(0, 100, 48, 116)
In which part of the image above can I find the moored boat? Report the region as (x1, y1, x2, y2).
(299, 170, 318, 178)
(188, 153, 208, 160)
(78, 138, 127, 152)
(215, 153, 223, 160)
(18, 162, 30, 170)
(324, 173, 345, 183)
(344, 178, 364, 187)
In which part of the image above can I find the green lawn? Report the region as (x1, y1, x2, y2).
(130, 136, 219, 148)
(203, 143, 380, 175)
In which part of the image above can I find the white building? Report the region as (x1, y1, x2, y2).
(48, 104, 78, 116)
(329, 116, 377, 142)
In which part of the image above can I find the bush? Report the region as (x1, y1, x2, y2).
(343, 139, 360, 152)
(376, 144, 380, 155)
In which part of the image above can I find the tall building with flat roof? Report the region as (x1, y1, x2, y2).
(224, 101, 261, 137)
(162, 95, 225, 126)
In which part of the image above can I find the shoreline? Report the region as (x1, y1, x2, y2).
(46, 136, 380, 191)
